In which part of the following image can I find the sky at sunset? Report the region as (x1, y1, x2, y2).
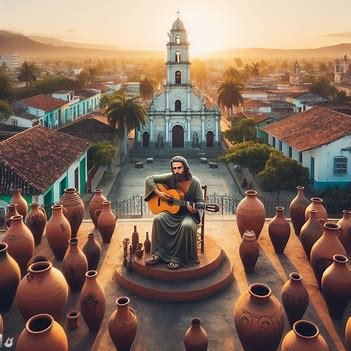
(2, 0, 351, 54)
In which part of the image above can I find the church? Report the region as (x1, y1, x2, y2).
(135, 15, 221, 149)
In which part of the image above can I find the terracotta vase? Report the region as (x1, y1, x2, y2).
(0, 242, 21, 312)
(281, 320, 329, 351)
(234, 283, 285, 351)
(131, 225, 139, 253)
(143, 231, 151, 254)
(89, 189, 107, 227)
(310, 222, 346, 288)
(62, 238, 88, 292)
(337, 210, 351, 254)
(321, 254, 351, 319)
(108, 296, 137, 351)
(4, 203, 19, 228)
(26, 255, 48, 269)
(80, 270, 106, 332)
(45, 205, 71, 261)
(66, 310, 80, 330)
(236, 190, 265, 239)
(289, 186, 309, 236)
(239, 230, 259, 274)
(10, 188, 28, 221)
(300, 210, 324, 259)
(281, 272, 309, 327)
(16, 313, 68, 351)
(345, 317, 351, 351)
(305, 197, 327, 222)
(59, 187, 84, 237)
(184, 317, 208, 351)
(26, 202, 47, 245)
(3, 214, 34, 275)
(96, 201, 117, 244)
(268, 206, 291, 254)
(16, 261, 68, 321)
(82, 233, 101, 270)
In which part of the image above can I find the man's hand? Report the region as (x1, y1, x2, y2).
(186, 201, 197, 214)
(154, 187, 173, 201)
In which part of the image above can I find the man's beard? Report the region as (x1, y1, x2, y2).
(174, 173, 186, 181)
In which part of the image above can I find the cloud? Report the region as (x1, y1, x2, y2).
(324, 31, 351, 38)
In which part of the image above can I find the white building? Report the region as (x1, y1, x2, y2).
(0, 53, 22, 70)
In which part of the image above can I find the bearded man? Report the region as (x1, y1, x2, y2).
(144, 156, 204, 270)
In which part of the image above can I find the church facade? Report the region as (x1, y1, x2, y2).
(135, 16, 221, 149)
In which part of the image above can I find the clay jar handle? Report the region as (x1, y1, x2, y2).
(39, 207, 47, 220)
(317, 218, 326, 226)
(94, 208, 102, 219)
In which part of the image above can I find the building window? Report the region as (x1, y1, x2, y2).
(279, 140, 282, 151)
(175, 99, 181, 112)
(11, 119, 18, 126)
(175, 51, 181, 63)
(288, 146, 292, 158)
(175, 71, 181, 84)
(272, 137, 276, 148)
(334, 156, 347, 175)
(175, 35, 180, 44)
(299, 152, 303, 163)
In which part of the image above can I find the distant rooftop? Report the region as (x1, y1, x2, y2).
(19, 94, 67, 112)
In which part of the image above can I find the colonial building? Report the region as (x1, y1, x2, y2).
(135, 15, 221, 149)
(335, 54, 350, 84)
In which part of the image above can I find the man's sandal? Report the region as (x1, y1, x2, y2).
(167, 261, 180, 270)
(145, 254, 161, 266)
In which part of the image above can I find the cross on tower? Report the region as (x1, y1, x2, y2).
(176, 11, 180, 18)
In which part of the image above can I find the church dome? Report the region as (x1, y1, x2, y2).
(172, 17, 185, 30)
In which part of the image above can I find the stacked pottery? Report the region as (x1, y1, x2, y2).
(10, 188, 28, 220)
(108, 296, 137, 351)
(16, 313, 68, 351)
(268, 206, 290, 254)
(305, 197, 327, 221)
(59, 187, 84, 237)
(234, 283, 284, 351)
(289, 186, 309, 236)
(89, 189, 107, 227)
(184, 317, 208, 351)
(26, 202, 47, 245)
(96, 201, 117, 244)
(239, 230, 259, 274)
(4, 203, 19, 228)
(82, 233, 101, 270)
(236, 190, 265, 239)
(337, 210, 351, 254)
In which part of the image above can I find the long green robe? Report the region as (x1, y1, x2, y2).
(144, 173, 204, 267)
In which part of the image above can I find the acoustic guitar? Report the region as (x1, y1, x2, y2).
(148, 183, 219, 214)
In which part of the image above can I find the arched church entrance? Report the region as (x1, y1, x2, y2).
(172, 125, 184, 147)
(142, 132, 150, 147)
(206, 131, 214, 147)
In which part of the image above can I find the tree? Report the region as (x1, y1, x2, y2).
(18, 61, 39, 87)
(0, 100, 12, 122)
(223, 66, 243, 83)
(217, 79, 243, 117)
(224, 118, 257, 143)
(191, 60, 208, 89)
(0, 69, 14, 101)
(139, 78, 154, 99)
(90, 142, 116, 173)
(251, 62, 260, 82)
(309, 77, 333, 97)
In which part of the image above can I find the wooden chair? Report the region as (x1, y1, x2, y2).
(197, 184, 207, 253)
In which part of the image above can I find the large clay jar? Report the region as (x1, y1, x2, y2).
(80, 270, 106, 332)
(4, 203, 19, 228)
(184, 317, 208, 351)
(16, 313, 68, 351)
(281, 272, 309, 327)
(234, 283, 284, 351)
(108, 296, 137, 351)
(345, 317, 351, 351)
(45, 205, 71, 261)
(281, 320, 329, 351)
(0, 242, 21, 312)
(236, 190, 265, 239)
(310, 222, 346, 288)
(337, 210, 351, 254)
(89, 189, 107, 227)
(321, 254, 351, 319)
(26, 202, 47, 245)
(16, 261, 68, 321)
(59, 187, 84, 237)
(10, 188, 28, 221)
(96, 201, 117, 244)
(305, 197, 327, 221)
(289, 186, 309, 236)
(62, 238, 88, 292)
(3, 214, 34, 275)
(239, 230, 259, 274)
(268, 206, 291, 254)
(300, 210, 324, 259)
(82, 233, 101, 270)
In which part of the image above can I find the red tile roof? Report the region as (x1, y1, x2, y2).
(262, 107, 351, 151)
(243, 99, 271, 108)
(20, 94, 67, 112)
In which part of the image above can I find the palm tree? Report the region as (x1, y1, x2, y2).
(18, 61, 38, 87)
(217, 79, 243, 118)
(251, 62, 260, 82)
(0, 100, 12, 122)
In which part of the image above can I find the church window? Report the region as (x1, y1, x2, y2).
(175, 51, 181, 63)
(175, 35, 181, 44)
(175, 71, 181, 84)
(175, 99, 181, 111)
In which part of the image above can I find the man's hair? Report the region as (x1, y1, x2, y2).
(170, 155, 193, 180)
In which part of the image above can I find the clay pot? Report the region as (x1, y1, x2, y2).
(300, 210, 324, 259)
(268, 206, 290, 254)
(62, 238, 88, 292)
(0, 242, 21, 312)
(239, 230, 259, 274)
(310, 222, 346, 288)
(234, 283, 284, 351)
(46, 205, 71, 261)
(96, 201, 117, 244)
(289, 186, 309, 236)
(16, 261, 68, 321)
(236, 190, 265, 239)
(80, 270, 106, 332)
(305, 197, 327, 221)
(184, 317, 208, 351)
(321, 254, 351, 319)
(26, 202, 47, 245)
(144, 231, 151, 253)
(337, 210, 351, 254)
(131, 225, 139, 253)
(10, 188, 28, 221)
(281, 272, 309, 327)
(59, 187, 84, 237)
(89, 189, 107, 227)
(345, 317, 351, 351)
(26, 255, 48, 269)
(82, 233, 101, 271)
(281, 320, 329, 351)
(4, 203, 19, 228)
(66, 310, 80, 330)
(108, 296, 137, 351)
(16, 313, 68, 351)
(3, 214, 34, 275)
